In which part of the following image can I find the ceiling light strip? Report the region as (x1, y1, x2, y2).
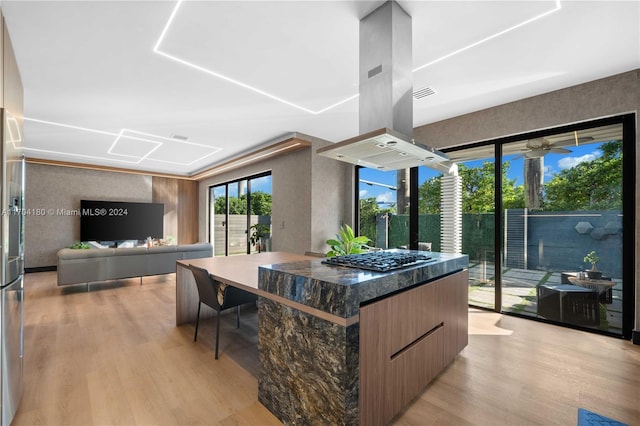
(153, 0, 357, 115)
(108, 129, 164, 163)
(6, 116, 22, 148)
(413, 0, 562, 73)
(23, 117, 222, 166)
(23, 147, 143, 164)
(154, 50, 322, 115)
(154, 0, 560, 115)
(24, 117, 120, 137)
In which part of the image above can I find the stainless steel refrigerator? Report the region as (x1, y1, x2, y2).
(0, 107, 24, 426)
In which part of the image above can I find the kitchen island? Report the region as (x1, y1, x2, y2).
(176, 250, 468, 426)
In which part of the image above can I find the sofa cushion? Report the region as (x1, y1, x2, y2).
(112, 247, 148, 256)
(177, 243, 212, 252)
(57, 248, 116, 259)
(148, 245, 178, 253)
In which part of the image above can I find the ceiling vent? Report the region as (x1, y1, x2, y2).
(413, 86, 436, 100)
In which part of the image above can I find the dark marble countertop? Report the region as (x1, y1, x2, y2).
(258, 250, 469, 320)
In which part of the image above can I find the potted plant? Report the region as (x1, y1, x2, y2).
(249, 224, 270, 253)
(326, 224, 370, 257)
(69, 241, 91, 249)
(583, 250, 602, 279)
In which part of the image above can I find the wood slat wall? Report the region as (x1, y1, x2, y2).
(152, 177, 198, 244)
(177, 179, 198, 244)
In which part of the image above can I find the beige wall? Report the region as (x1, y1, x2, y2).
(414, 69, 639, 337)
(24, 163, 152, 268)
(198, 133, 353, 256)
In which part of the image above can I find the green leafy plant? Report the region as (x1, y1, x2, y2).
(583, 250, 600, 271)
(249, 224, 270, 252)
(326, 224, 370, 257)
(69, 241, 91, 249)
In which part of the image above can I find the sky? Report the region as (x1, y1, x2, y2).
(359, 142, 605, 208)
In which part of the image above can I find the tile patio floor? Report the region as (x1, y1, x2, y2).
(467, 261, 623, 334)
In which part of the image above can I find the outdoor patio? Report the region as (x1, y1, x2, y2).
(467, 261, 623, 334)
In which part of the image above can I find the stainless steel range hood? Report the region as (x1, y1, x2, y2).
(317, 0, 448, 170)
(316, 127, 448, 171)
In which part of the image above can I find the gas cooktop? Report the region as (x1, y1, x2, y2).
(322, 251, 433, 272)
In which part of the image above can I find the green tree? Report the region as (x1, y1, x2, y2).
(418, 176, 441, 214)
(459, 162, 496, 213)
(249, 191, 272, 215)
(418, 161, 524, 213)
(214, 195, 247, 214)
(213, 191, 272, 215)
(544, 140, 622, 211)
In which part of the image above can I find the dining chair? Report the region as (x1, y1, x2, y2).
(188, 264, 258, 359)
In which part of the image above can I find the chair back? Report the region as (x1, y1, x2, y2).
(189, 264, 221, 310)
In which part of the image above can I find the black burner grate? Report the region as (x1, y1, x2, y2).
(322, 251, 432, 272)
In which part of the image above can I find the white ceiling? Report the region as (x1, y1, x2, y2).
(2, 0, 638, 177)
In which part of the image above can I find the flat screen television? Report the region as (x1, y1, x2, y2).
(80, 200, 164, 242)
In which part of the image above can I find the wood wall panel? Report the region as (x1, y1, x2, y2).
(152, 177, 178, 240)
(152, 177, 198, 244)
(177, 179, 198, 244)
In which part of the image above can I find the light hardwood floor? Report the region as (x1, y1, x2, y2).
(14, 271, 640, 425)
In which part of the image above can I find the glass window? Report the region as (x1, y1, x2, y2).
(357, 168, 410, 249)
(208, 172, 272, 256)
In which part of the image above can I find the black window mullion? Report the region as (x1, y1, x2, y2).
(409, 167, 419, 250)
(495, 143, 502, 313)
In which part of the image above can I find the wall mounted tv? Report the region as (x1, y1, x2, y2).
(80, 200, 164, 242)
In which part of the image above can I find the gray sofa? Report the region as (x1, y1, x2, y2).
(57, 243, 213, 286)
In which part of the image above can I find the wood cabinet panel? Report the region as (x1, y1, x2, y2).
(359, 270, 468, 426)
(442, 270, 469, 364)
(386, 279, 441, 356)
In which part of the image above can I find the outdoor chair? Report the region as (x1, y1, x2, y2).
(189, 264, 258, 359)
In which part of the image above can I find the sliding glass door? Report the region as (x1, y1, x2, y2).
(500, 123, 626, 335)
(355, 115, 634, 338)
(209, 173, 272, 256)
(428, 146, 498, 311)
(210, 185, 226, 256)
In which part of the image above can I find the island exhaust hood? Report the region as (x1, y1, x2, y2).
(317, 0, 448, 170)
